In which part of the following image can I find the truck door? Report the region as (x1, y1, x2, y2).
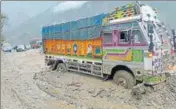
(117, 29, 133, 61)
(104, 29, 133, 62)
(112, 30, 119, 47)
(131, 29, 146, 63)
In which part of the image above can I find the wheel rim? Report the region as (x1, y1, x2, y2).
(57, 65, 64, 73)
(117, 78, 127, 88)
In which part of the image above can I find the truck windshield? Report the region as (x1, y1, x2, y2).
(154, 23, 170, 43)
(153, 22, 172, 49)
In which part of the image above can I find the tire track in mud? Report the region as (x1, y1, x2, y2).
(11, 88, 31, 109)
(1, 50, 54, 109)
(35, 78, 137, 109)
(2, 50, 176, 109)
(34, 70, 138, 109)
(34, 65, 176, 109)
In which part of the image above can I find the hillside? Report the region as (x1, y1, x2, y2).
(3, 1, 134, 45)
(4, 1, 175, 45)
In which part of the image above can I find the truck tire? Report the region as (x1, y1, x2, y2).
(56, 63, 67, 73)
(113, 70, 136, 89)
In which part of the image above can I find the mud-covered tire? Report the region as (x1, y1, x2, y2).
(56, 63, 67, 73)
(113, 70, 136, 89)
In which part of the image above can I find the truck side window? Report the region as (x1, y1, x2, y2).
(133, 30, 144, 44)
(103, 32, 112, 44)
(119, 31, 130, 44)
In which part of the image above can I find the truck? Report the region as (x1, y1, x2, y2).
(29, 38, 42, 49)
(41, 2, 173, 89)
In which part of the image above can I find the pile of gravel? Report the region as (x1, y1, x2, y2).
(165, 75, 176, 100)
(130, 75, 176, 109)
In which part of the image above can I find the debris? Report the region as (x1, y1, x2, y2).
(2, 49, 176, 109)
(67, 82, 82, 87)
(131, 83, 146, 100)
(92, 89, 105, 97)
(88, 89, 95, 94)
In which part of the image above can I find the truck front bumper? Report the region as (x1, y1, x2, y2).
(142, 69, 176, 86)
(142, 73, 167, 86)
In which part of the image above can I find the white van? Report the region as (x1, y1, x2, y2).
(2, 43, 12, 52)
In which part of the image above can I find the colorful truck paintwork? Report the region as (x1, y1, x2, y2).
(42, 3, 171, 88)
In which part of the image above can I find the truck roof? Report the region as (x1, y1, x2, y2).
(103, 3, 159, 25)
(42, 3, 158, 40)
(42, 13, 107, 40)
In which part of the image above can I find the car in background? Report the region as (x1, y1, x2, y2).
(30, 38, 42, 49)
(16, 45, 26, 52)
(2, 43, 12, 52)
(25, 44, 31, 50)
(13, 45, 17, 50)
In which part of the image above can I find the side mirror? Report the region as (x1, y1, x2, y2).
(147, 22, 154, 52)
(148, 22, 154, 34)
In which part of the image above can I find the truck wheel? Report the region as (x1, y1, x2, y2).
(56, 63, 67, 73)
(113, 70, 136, 89)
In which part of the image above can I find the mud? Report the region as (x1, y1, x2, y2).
(1, 50, 56, 109)
(1, 49, 176, 109)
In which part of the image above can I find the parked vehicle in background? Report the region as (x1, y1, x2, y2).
(29, 38, 42, 49)
(25, 44, 31, 50)
(16, 45, 26, 52)
(37, 40, 42, 47)
(2, 43, 12, 52)
(13, 46, 17, 50)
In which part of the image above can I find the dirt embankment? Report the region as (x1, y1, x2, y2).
(1, 50, 176, 109)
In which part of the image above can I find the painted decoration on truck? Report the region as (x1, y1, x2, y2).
(73, 43, 78, 54)
(132, 49, 144, 62)
(103, 48, 144, 62)
(102, 3, 138, 25)
(103, 49, 132, 61)
(87, 44, 92, 57)
(43, 37, 102, 61)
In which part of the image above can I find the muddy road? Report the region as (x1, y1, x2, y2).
(1, 50, 55, 109)
(1, 49, 176, 109)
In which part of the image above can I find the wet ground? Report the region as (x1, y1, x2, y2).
(1, 49, 176, 109)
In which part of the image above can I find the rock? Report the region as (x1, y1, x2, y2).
(131, 83, 146, 100)
(88, 89, 95, 94)
(92, 89, 105, 97)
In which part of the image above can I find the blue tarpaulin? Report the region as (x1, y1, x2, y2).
(42, 13, 107, 40)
